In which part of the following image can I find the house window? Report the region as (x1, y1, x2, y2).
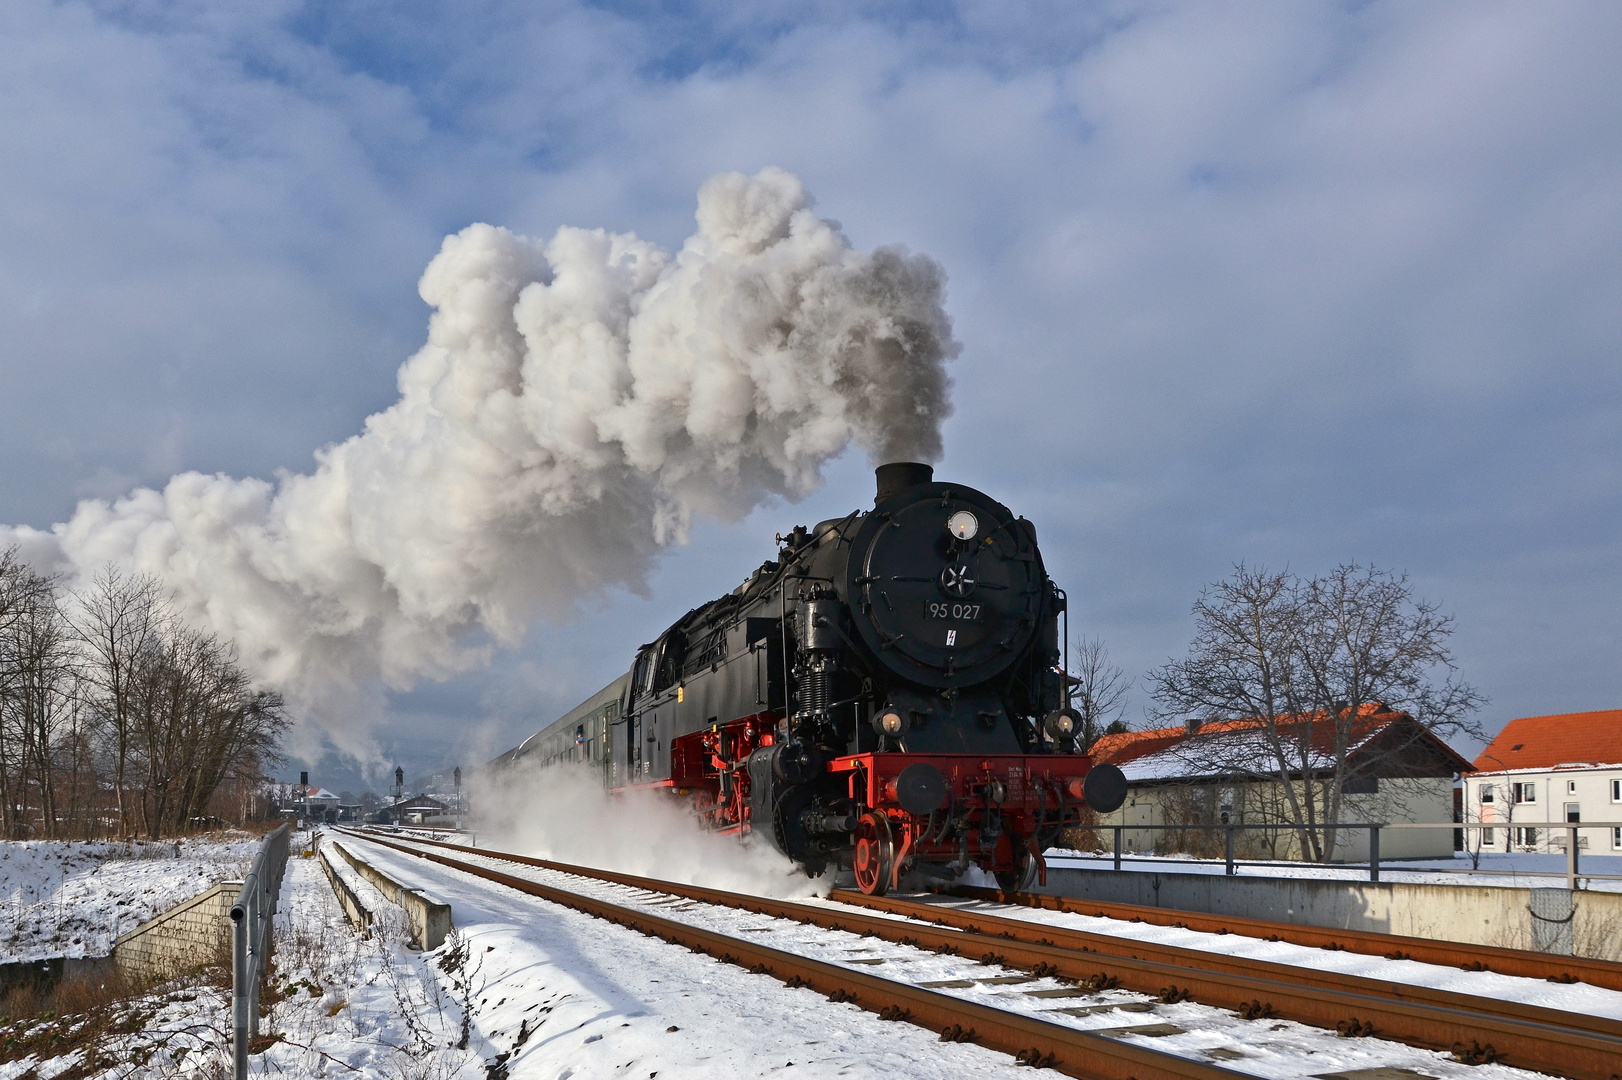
(1614, 827, 1622, 850)
(1612, 779, 1621, 802)
(1567, 779, 1577, 795)
(1479, 784, 1494, 804)
(1513, 782, 1537, 804)
(1343, 774, 1377, 795)
(1513, 827, 1539, 848)
(1482, 827, 1495, 845)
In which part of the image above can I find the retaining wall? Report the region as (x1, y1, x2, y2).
(1038, 866, 1622, 961)
(112, 881, 239, 981)
(329, 840, 450, 950)
(0, 955, 117, 996)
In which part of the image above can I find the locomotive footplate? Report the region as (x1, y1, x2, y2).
(827, 752, 1099, 896)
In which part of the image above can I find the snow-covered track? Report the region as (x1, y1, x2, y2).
(339, 829, 1245, 1080)
(345, 829, 1622, 1079)
(949, 885, 1622, 992)
(833, 889, 1622, 1048)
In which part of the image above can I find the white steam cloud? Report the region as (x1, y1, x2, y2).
(1, 168, 956, 757)
(476, 762, 822, 898)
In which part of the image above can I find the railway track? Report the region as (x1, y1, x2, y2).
(343, 829, 1622, 1080)
(339, 829, 1246, 1080)
(947, 884, 1622, 992)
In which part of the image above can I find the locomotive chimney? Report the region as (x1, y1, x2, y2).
(874, 462, 933, 505)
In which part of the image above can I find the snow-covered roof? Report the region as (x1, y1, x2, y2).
(1093, 705, 1471, 784)
(1466, 762, 1621, 778)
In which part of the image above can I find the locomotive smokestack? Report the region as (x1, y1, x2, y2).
(875, 462, 934, 505)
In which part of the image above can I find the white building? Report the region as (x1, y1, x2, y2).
(1463, 708, 1622, 854)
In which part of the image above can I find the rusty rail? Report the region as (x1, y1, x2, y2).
(947, 885, 1622, 992)
(831, 889, 1622, 1042)
(339, 831, 1246, 1080)
(346, 829, 1622, 1080)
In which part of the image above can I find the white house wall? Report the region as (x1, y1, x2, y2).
(1463, 765, 1622, 854)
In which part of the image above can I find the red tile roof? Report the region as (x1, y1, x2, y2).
(1090, 703, 1472, 776)
(1472, 709, 1622, 772)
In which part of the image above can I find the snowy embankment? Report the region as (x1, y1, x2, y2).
(0, 833, 259, 962)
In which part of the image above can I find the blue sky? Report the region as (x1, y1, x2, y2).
(2, 1, 1618, 793)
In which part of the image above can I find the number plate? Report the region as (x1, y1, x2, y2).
(924, 602, 983, 622)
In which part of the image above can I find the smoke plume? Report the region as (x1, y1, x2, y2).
(1, 168, 956, 755)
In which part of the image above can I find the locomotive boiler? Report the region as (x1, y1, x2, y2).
(495, 462, 1127, 894)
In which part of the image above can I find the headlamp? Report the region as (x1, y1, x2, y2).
(1044, 708, 1079, 740)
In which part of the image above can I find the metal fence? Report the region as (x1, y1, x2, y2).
(1071, 820, 1622, 890)
(229, 824, 291, 1079)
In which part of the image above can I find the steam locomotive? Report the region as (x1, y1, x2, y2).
(492, 463, 1127, 894)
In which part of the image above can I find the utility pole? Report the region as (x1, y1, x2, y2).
(393, 766, 403, 804)
(453, 767, 462, 813)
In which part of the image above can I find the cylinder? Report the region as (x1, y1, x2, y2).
(875, 462, 934, 505)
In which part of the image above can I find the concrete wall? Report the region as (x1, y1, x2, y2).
(329, 840, 450, 950)
(112, 881, 240, 981)
(318, 846, 375, 937)
(1038, 866, 1622, 961)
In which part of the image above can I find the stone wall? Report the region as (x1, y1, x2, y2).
(112, 881, 239, 981)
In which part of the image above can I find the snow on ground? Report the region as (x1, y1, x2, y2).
(0, 833, 260, 963)
(351, 834, 1562, 1080)
(1045, 849, 1622, 891)
(253, 849, 486, 1077)
(309, 833, 1046, 1080)
(892, 892, 1622, 1019)
(0, 974, 232, 1079)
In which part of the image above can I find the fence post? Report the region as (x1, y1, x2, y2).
(230, 882, 251, 1079)
(1368, 825, 1380, 883)
(1224, 826, 1235, 876)
(1113, 826, 1122, 871)
(228, 823, 290, 1079)
(1567, 825, 1579, 891)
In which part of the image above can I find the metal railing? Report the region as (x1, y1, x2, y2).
(1065, 821, 1622, 890)
(229, 824, 291, 1079)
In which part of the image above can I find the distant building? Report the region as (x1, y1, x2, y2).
(1088, 705, 1472, 861)
(371, 794, 451, 825)
(287, 783, 341, 822)
(1463, 709, 1622, 855)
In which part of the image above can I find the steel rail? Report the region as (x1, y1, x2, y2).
(946, 885, 1622, 992)
(337, 831, 1247, 1080)
(830, 889, 1622, 1043)
(344, 829, 1622, 1080)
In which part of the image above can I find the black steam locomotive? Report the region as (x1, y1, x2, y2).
(493, 463, 1126, 894)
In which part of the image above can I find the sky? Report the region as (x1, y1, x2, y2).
(2, 1, 1617, 794)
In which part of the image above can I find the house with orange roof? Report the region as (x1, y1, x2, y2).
(1084, 705, 1473, 862)
(1463, 709, 1622, 855)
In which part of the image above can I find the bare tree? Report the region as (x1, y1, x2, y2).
(128, 624, 289, 837)
(1, 569, 78, 837)
(1148, 563, 1484, 861)
(67, 567, 168, 836)
(1068, 636, 1131, 751)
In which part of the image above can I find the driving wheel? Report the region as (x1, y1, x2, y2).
(853, 812, 895, 896)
